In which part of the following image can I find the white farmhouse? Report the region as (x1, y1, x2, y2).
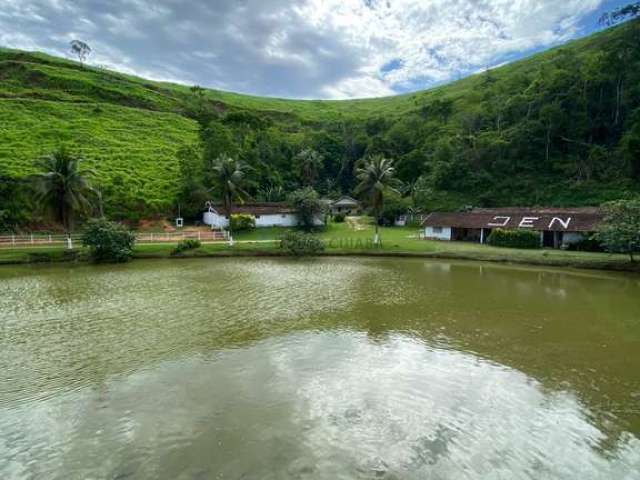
(329, 196, 361, 216)
(203, 202, 322, 228)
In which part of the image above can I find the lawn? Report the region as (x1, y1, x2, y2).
(1, 220, 636, 273)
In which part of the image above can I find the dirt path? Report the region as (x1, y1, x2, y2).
(345, 216, 371, 231)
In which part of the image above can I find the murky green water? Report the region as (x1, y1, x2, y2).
(1, 258, 639, 479)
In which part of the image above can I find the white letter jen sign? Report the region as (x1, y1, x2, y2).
(488, 216, 510, 227)
(548, 217, 571, 229)
(486, 216, 572, 230)
(519, 217, 539, 228)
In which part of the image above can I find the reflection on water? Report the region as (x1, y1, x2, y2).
(1, 258, 639, 479)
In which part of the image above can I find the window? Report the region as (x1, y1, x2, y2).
(432, 226, 443, 234)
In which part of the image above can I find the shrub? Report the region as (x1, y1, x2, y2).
(171, 238, 202, 255)
(333, 213, 346, 223)
(487, 228, 540, 249)
(82, 218, 136, 263)
(230, 213, 256, 232)
(27, 250, 81, 263)
(566, 237, 603, 252)
(28, 252, 54, 263)
(279, 231, 325, 256)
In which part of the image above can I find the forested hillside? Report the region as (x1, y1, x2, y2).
(1, 18, 639, 228)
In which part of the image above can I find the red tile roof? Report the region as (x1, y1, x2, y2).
(209, 202, 296, 215)
(423, 207, 603, 232)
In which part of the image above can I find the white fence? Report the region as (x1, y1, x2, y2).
(0, 230, 229, 248)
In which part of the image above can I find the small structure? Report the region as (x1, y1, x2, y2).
(422, 207, 603, 248)
(203, 202, 322, 228)
(175, 217, 184, 228)
(394, 215, 407, 227)
(330, 196, 361, 216)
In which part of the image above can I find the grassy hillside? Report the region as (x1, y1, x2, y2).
(1, 19, 639, 227)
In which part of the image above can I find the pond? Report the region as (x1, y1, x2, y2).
(1, 257, 639, 479)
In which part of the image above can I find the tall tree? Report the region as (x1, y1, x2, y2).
(176, 144, 209, 219)
(354, 155, 401, 245)
(594, 199, 640, 262)
(294, 148, 323, 187)
(288, 187, 324, 231)
(210, 154, 249, 239)
(33, 147, 96, 243)
(69, 40, 91, 66)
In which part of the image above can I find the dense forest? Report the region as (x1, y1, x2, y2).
(1, 15, 639, 230)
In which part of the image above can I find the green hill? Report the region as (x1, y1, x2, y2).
(1, 19, 639, 227)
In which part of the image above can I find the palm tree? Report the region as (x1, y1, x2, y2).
(354, 155, 400, 245)
(33, 147, 96, 246)
(294, 148, 323, 187)
(210, 154, 249, 242)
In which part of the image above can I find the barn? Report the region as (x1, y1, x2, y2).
(422, 207, 603, 248)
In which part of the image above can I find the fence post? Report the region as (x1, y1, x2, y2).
(31, 234, 34, 244)
(11, 234, 15, 246)
(150, 233, 153, 242)
(198, 231, 201, 241)
(48, 234, 52, 244)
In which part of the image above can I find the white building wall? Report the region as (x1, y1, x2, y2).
(203, 211, 228, 228)
(204, 211, 324, 228)
(255, 214, 298, 227)
(562, 232, 585, 246)
(424, 226, 452, 241)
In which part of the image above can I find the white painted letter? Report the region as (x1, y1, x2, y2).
(488, 216, 510, 227)
(548, 217, 571, 230)
(519, 217, 539, 228)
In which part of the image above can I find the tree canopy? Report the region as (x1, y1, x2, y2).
(33, 147, 97, 231)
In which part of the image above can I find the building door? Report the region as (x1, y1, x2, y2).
(543, 231, 554, 248)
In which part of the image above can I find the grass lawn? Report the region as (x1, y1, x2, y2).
(1, 219, 636, 273)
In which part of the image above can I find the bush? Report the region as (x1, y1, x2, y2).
(279, 231, 325, 256)
(230, 213, 256, 232)
(171, 239, 201, 255)
(566, 237, 603, 252)
(487, 228, 540, 249)
(82, 218, 136, 263)
(333, 213, 346, 223)
(27, 250, 81, 263)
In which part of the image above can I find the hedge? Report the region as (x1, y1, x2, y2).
(230, 214, 256, 231)
(170, 239, 201, 255)
(279, 231, 325, 256)
(486, 228, 540, 249)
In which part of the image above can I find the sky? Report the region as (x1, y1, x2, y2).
(0, 0, 632, 99)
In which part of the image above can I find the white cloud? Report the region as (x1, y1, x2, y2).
(0, 0, 609, 99)
(297, 0, 605, 93)
(322, 74, 395, 100)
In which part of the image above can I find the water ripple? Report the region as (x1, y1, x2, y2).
(1, 257, 639, 479)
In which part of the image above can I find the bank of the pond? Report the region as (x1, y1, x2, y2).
(1, 237, 637, 273)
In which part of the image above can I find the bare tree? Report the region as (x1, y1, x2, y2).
(70, 40, 92, 67)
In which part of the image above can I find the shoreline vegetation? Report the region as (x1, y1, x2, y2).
(1, 224, 638, 274)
